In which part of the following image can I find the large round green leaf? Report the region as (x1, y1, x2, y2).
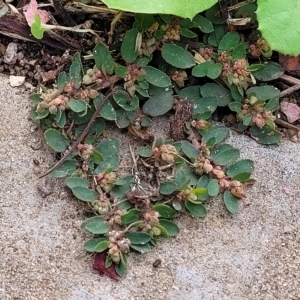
(162, 44, 195, 69)
(102, 0, 217, 20)
(257, 0, 300, 55)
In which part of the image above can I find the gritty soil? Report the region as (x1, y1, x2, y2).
(0, 74, 299, 300)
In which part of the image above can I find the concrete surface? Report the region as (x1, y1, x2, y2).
(0, 74, 299, 300)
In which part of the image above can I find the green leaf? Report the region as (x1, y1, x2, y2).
(161, 44, 195, 69)
(175, 169, 189, 190)
(94, 154, 119, 173)
(159, 181, 177, 195)
(137, 146, 152, 157)
(181, 140, 200, 160)
(69, 61, 82, 89)
(95, 138, 120, 159)
(200, 124, 229, 146)
(121, 28, 139, 63)
(115, 253, 128, 276)
(192, 61, 222, 79)
(232, 43, 247, 60)
(227, 159, 254, 182)
(71, 187, 99, 202)
(196, 175, 209, 201)
(44, 129, 69, 153)
(113, 93, 139, 111)
(190, 188, 207, 196)
(125, 232, 151, 244)
(115, 66, 128, 78)
(223, 191, 239, 214)
(93, 95, 116, 121)
(256, 0, 300, 55)
(246, 86, 280, 100)
(141, 116, 152, 127)
(209, 144, 240, 166)
(84, 237, 108, 252)
(193, 96, 218, 118)
(115, 109, 131, 128)
(180, 27, 197, 38)
(178, 86, 201, 102)
(200, 83, 231, 106)
(265, 97, 279, 112)
(121, 209, 141, 224)
(142, 87, 173, 117)
(101, 0, 218, 19)
(185, 201, 207, 217)
(57, 71, 69, 91)
(153, 204, 177, 218)
(65, 177, 89, 189)
(159, 219, 179, 237)
(218, 32, 240, 52)
(249, 126, 281, 145)
(207, 179, 219, 197)
(68, 99, 87, 113)
(135, 14, 156, 31)
(94, 240, 110, 252)
(192, 14, 214, 33)
(110, 176, 133, 199)
(229, 101, 242, 113)
(49, 159, 77, 178)
(130, 243, 151, 253)
(143, 66, 171, 87)
(81, 216, 110, 234)
(254, 62, 284, 81)
(31, 15, 46, 39)
(29, 93, 42, 103)
(93, 43, 115, 75)
(205, 4, 224, 25)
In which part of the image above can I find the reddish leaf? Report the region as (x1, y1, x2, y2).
(279, 54, 300, 76)
(280, 102, 300, 123)
(93, 252, 120, 280)
(23, 0, 50, 26)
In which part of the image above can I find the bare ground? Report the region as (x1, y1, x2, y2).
(0, 74, 299, 300)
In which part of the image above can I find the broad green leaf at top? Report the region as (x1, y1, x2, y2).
(102, 0, 217, 20)
(257, 0, 300, 55)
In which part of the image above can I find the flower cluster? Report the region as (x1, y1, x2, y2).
(108, 230, 131, 263)
(140, 210, 161, 236)
(239, 96, 276, 128)
(95, 172, 117, 193)
(152, 144, 178, 164)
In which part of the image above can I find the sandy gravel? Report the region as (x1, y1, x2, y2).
(0, 74, 299, 300)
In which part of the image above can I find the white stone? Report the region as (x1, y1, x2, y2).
(9, 75, 25, 87)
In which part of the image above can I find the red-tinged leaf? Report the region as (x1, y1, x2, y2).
(23, 0, 50, 26)
(93, 252, 120, 280)
(280, 102, 300, 123)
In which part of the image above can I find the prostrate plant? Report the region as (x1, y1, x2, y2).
(30, 2, 288, 279)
